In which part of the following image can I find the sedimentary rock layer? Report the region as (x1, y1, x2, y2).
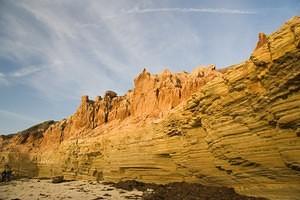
(1, 16, 300, 200)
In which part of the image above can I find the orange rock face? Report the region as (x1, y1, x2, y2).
(53, 65, 220, 134)
(131, 65, 220, 118)
(255, 32, 268, 50)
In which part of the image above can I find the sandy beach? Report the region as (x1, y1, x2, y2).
(0, 179, 143, 200)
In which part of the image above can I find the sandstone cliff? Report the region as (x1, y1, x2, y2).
(1, 16, 300, 200)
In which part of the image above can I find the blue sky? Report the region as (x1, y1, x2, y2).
(0, 0, 299, 134)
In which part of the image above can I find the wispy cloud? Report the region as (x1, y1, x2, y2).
(120, 7, 257, 16)
(0, 1, 259, 101)
(10, 65, 44, 77)
(0, 109, 40, 122)
(0, 72, 9, 86)
(0, 65, 45, 87)
(100, 7, 257, 20)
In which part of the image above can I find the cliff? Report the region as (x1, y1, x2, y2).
(1, 16, 300, 200)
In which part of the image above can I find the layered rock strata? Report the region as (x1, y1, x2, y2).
(1, 16, 300, 200)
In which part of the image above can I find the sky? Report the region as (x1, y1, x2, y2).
(0, 0, 299, 134)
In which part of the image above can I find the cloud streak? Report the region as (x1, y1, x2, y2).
(100, 7, 257, 20)
(121, 7, 257, 15)
(0, 73, 9, 85)
(0, 109, 40, 123)
(0, 2, 258, 100)
(0, 65, 45, 87)
(10, 65, 44, 77)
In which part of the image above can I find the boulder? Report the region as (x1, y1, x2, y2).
(52, 176, 64, 183)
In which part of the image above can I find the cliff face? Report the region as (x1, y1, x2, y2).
(1, 16, 300, 200)
(61, 64, 220, 133)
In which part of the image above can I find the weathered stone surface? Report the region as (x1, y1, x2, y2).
(1, 16, 300, 200)
(255, 32, 268, 50)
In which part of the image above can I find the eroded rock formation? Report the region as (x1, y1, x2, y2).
(1, 16, 300, 199)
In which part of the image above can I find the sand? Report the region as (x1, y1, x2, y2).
(0, 179, 143, 200)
